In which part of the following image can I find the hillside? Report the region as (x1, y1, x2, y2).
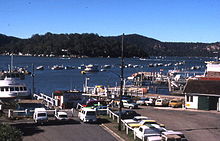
(0, 33, 219, 57)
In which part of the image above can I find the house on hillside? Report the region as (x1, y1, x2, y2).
(183, 79, 220, 111)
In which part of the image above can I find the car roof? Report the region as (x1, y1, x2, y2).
(58, 111, 67, 115)
(142, 119, 156, 122)
(82, 108, 96, 111)
(163, 130, 184, 135)
(134, 116, 148, 119)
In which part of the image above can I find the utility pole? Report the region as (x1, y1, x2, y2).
(118, 33, 124, 131)
(32, 64, 35, 95)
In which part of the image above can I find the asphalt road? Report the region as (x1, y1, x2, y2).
(14, 115, 118, 141)
(134, 106, 220, 141)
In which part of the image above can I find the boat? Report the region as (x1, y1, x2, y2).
(51, 65, 64, 70)
(81, 64, 99, 74)
(36, 66, 44, 70)
(0, 77, 30, 99)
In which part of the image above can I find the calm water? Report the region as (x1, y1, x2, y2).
(0, 55, 214, 96)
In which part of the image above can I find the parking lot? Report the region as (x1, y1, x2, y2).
(15, 116, 118, 141)
(134, 106, 220, 141)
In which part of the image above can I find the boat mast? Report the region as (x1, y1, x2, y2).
(10, 55, 14, 72)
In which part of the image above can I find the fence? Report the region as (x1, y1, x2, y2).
(107, 108, 134, 135)
(7, 109, 74, 119)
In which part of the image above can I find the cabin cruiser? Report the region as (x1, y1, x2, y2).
(81, 64, 99, 74)
(0, 77, 30, 99)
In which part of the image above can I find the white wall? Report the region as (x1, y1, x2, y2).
(185, 95, 198, 109)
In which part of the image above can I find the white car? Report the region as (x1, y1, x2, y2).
(134, 125, 162, 141)
(123, 116, 149, 124)
(78, 108, 97, 123)
(55, 111, 68, 120)
(162, 130, 188, 141)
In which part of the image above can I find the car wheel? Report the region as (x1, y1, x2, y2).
(129, 106, 133, 109)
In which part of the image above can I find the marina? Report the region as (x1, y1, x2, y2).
(0, 55, 219, 141)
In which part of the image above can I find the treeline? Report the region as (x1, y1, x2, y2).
(0, 33, 220, 57)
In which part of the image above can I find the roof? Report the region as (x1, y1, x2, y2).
(18, 100, 43, 104)
(183, 79, 220, 96)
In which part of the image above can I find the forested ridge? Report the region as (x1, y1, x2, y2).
(0, 33, 219, 57)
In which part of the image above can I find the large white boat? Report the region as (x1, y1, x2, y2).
(0, 77, 30, 99)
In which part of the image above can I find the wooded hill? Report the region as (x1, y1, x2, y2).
(0, 33, 219, 57)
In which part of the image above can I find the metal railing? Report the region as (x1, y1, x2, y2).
(33, 93, 58, 107)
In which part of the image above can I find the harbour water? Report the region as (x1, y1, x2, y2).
(0, 55, 214, 96)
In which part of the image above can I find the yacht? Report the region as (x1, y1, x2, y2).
(0, 77, 30, 99)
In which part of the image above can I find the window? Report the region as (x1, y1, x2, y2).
(5, 87, 9, 91)
(15, 87, 19, 91)
(139, 128, 143, 132)
(10, 87, 15, 91)
(0, 87, 4, 92)
(187, 96, 193, 102)
(20, 87, 24, 91)
(24, 87, 27, 91)
(190, 96, 193, 102)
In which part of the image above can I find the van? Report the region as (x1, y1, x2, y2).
(78, 108, 97, 123)
(33, 108, 48, 124)
(55, 111, 69, 120)
(155, 99, 169, 107)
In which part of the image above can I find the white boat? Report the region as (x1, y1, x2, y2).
(51, 65, 64, 70)
(81, 64, 99, 74)
(36, 66, 44, 70)
(0, 77, 30, 99)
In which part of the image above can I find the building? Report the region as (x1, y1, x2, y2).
(183, 61, 220, 111)
(183, 79, 220, 111)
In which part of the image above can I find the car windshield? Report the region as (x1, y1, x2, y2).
(59, 115, 67, 118)
(87, 111, 96, 116)
(38, 113, 46, 117)
(171, 100, 178, 103)
(144, 129, 159, 134)
(144, 121, 157, 124)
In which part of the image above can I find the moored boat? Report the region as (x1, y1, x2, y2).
(0, 77, 30, 99)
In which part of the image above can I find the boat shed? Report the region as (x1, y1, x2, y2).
(183, 79, 220, 111)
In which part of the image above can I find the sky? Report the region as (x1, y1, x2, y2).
(0, 0, 220, 43)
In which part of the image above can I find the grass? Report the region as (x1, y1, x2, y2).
(99, 115, 138, 141)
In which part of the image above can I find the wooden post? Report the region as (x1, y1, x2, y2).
(134, 131, 136, 140)
(126, 126, 129, 134)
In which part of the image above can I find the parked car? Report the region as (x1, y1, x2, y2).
(162, 130, 188, 141)
(134, 125, 163, 141)
(55, 111, 68, 120)
(155, 99, 169, 107)
(78, 108, 97, 123)
(136, 97, 149, 105)
(114, 110, 141, 119)
(122, 99, 138, 109)
(169, 99, 183, 108)
(129, 119, 165, 128)
(123, 116, 149, 124)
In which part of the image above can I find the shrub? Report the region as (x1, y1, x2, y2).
(0, 124, 22, 141)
